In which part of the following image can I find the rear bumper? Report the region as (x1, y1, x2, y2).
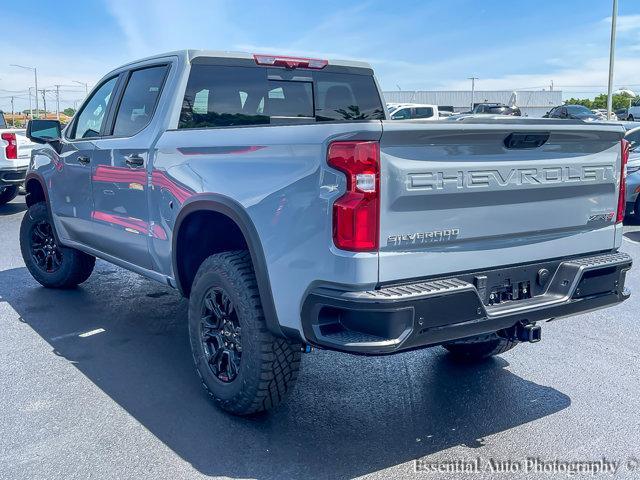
(0, 166, 27, 187)
(301, 251, 632, 354)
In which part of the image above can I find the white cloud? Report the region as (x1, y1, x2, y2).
(104, 0, 238, 57)
(603, 14, 640, 33)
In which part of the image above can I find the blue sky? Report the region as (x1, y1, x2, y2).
(1, 0, 639, 112)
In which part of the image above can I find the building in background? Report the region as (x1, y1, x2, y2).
(383, 90, 563, 118)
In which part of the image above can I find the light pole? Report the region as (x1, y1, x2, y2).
(73, 80, 89, 97)
(606, 0, 618, 120)
(11, 64, 38, 118)
(468, 77, 478, 111)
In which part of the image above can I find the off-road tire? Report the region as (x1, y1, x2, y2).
(0, 185, 18, 206)
(188, 250, 301, 416)
(20, 202, 96, 288)
(443, 334, 518, 361)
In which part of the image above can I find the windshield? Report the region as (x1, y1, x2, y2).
(566, 105, 593, 115)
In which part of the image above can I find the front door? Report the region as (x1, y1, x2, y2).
(50, 76, 119, 245)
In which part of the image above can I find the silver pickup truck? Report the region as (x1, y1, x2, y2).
(21, 50, 632, 415)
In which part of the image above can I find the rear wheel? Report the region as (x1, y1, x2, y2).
(20, 202, 96, 288)
(443, 334, 518, 362)
(629, 115, 635, 122)
(0, 185, 18, 206)
(188, 250, 301, 416)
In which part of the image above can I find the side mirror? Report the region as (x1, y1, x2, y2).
(26, 119, 62, 144)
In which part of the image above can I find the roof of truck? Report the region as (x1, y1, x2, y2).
(117, 49, 372, 70)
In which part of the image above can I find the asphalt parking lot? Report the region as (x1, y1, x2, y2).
(1, 194, 640, 480)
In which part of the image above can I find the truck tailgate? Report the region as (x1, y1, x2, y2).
(378, 120, 625, 283)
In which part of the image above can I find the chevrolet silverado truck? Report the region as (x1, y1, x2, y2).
(0, 111, 34, 205)
(21, 50, 632, 415)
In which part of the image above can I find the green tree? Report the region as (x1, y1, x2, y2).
(564, 93, 634, 111)
(63, 108, 76, 117)
(564, 97, 592, 108)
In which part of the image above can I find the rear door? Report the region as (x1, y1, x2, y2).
(378, 120, 624, 283)
(89, 63, 170, 270)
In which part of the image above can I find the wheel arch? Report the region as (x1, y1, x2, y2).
(173, 194, 290, 340)
(24, 173, 48, 207)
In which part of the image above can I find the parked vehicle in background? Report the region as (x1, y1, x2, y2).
(389, 103, 439, 120)
(628, 98, 640, 121)
(592, 109, 609, 121)
(615, 108, 629, 121)
(472, 103, 521, 116)
(0, 111, 35, 206)
(22, 50, 631, 416)
(544, 105, 599, 121)
(624, 126, 640, 220)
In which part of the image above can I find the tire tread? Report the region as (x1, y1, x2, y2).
(189, 250, 300, 416)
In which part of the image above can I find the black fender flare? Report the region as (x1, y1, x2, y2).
(172, 194, 297, 341)
(24, 172, 48, 207)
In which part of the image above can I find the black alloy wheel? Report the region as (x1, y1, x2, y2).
(30, 220, 63, 273)
(200, 287, 242, 383)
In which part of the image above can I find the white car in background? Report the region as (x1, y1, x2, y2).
(0, 112, 35, 206)
(628, 98, 640, 121)
(388, 103, 440, 120)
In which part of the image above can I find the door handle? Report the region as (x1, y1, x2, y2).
(125, 154, 144, 168)
(77, 156, 91, 165)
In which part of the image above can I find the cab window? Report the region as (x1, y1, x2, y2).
(71, 77, 118, 139)
(112, 65, 169, 137)
(391, 108, 411, 120)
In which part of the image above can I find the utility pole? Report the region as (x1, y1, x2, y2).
(10, 96, 14, 126)
(54, 84, 61, 120)
(41, 89, 47, 118)
(606, 0, 618, 120)
(468, 77, 478, 111)
(11, 65, 39, 118)
(73, 80, 89, 97)
(27, 87, 33, 120)
(550, 80, 554, 91)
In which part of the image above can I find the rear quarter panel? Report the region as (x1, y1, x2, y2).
(151, 122, 382, 332)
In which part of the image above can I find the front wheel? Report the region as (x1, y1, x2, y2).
(188, 251, 301, 416)
(0, 185, 18, 206)
(20, 202, 96, 288)
(443, 334, 518, 362)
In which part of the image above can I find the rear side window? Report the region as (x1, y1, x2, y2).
(414, 107, 434, 118)
(0, 113, 6, 129)
(179, 64, 384, 129)
(112, 65, 168, 137)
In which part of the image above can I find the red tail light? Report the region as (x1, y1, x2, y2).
(328, 141, 380, 251)
(1, 132, 17, 160)
(617, 139, 630, 223)
(253, 54, 328, 70)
